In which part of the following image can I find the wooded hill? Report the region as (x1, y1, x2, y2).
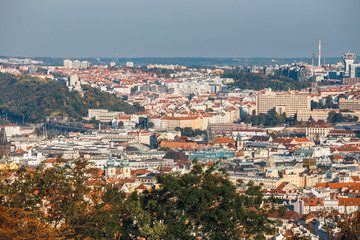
(0, 73, 140, 122)
(222, 71, 311, 91)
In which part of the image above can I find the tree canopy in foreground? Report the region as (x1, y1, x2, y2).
(0, 159, 281, 239)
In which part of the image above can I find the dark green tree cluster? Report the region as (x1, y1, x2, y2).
(0, 159, 138, 239)
(243, 112, 287, 126)
(175, 127, 207, 137)
(311, 96, 337, 110)
(139, 163, 280, 239)
(222, 71, 311, 91)
(327, 111, 358, 123)
(139, 67, 175, 78)
(337, 210, 360, 240)
(0, 73, 141, 122)
(0, 159, 281, 240)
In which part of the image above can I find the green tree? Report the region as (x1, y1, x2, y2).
(0, 205, 60, 240)
(242, 112, 286, 127)
(181, 127, 195, 137)
(148, 121, 155, 128)
(34, 127, 43, 136)
(138, 161, 279, 239)
(0, 158, 134, 239)
(337, 211, 360, 240)
(328, 111, 358, 123)
(0, 158, 282, 240)
(0, 73, 139, 122)
(223, 71, 311, 91)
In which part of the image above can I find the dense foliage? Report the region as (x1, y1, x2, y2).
(243, 112, 287, 126)
(222, 71, 311, 91)
(327, 111, 359, 123)
(139, 67, 175, 78)
(337, 211, 360, 240)
(0, 73, 140, 122)
(175, 127, 207, 137)
(311, 96, 338, 110)
(139, 163, 280, 239)
(0, 159, 281, 239)
(0, 205, 60, 239)
(0, 159, 139, 239)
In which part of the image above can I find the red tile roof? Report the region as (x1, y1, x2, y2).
(315, 182, 358, 189)
(303, 198, 324, 207)
(214, 137, 235, 144)
(339, 198, 360, 206)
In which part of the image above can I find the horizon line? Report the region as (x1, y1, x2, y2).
(0, 55, 343, 60)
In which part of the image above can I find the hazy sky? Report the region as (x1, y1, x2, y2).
(0, 0, 359, 58)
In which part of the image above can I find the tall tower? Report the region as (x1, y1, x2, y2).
(312, 53, 315, 66)
(121, 151, 131, 178)
(0, 128, 10, 159)
(342, 52, 356, 77)
(318, 40, 321, 67)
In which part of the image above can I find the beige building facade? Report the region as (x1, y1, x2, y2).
(256, 94, 311, 117)
(297, 109, 339, 122)
(339, 98, 360, 111)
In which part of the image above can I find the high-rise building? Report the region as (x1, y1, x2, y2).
(350, 64, 360, 78)
(256, 93, 311, 117)
(0, 128, 10, 158)
(72, 60, 81, 69)
(343, 52, 356, 77)
(80, 61, 89, 69)
(63, 59, 72, 68)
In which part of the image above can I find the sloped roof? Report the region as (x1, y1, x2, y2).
(267, 210, 302, 221)
(163, 151, 188, 161)
(303, 198, 324, 207)
(339, 198, 360, 206)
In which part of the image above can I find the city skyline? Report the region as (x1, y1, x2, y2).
(1, 0, 359, 58)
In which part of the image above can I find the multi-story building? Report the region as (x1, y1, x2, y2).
(256, 93, 311, 117)
(339, 98, 360, 111)
(303, 158, 317, 170)
(297, 109, 339, 122)
(72, 60, 81, 69)
(342, 77, 360, 85)
(343, 52, 356, 77)
(88, 109, 123, 122)
(63, 59, 89, 69)
(161, 116, 204, 130)
(67, 74, 81, 91)
(306, 123, 334, 140)
(126, 62, 134, 67)
(80, 61, 90, 69)
(63, 59, 72, 68)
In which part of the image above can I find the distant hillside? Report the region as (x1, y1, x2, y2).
(222, 71, 311, 91)
(0, 73, 140, 122)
